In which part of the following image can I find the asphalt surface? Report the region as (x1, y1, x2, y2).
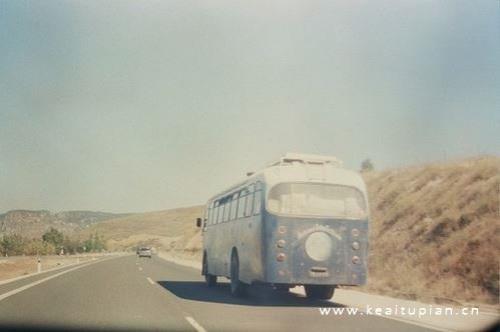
(0, 255, 437, 332)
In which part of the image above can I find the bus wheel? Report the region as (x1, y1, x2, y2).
(304, 285, 335, 300)
(203, 253, 217, 287)
(205, 274, 217, 287)
(230, 251, 247, 297)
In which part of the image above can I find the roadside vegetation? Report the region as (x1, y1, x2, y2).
(0, 227, 106, 256)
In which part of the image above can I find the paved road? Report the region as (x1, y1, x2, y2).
(0, 255, 436, 331)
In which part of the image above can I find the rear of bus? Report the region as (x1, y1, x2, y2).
(261, 169, 369, 298)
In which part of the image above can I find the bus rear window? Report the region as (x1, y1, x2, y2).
(267, 183, 367, 219)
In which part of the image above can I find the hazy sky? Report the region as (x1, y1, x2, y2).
(1, 0, 499, 213)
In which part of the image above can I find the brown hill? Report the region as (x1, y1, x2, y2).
(78, 206, 203, 253)
(362, 156, 499, 304)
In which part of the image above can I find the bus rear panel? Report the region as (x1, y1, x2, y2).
(261, 213, 368, 286)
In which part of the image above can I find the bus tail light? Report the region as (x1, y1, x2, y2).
(277, 253, 286, 262)
(352, 241, 360, 250)
(277, 240, 286, 248)
(352, 256, 360, 264)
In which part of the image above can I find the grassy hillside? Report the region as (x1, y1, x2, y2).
(82, 156, 499, 304)
(79, 206, 204, 253)
(362, 156, 499, 304)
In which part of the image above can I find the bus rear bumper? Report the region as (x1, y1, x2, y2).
(263, 264, 367, 286)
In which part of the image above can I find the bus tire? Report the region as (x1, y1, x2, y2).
(304, 285, 335, 300)
(230, 251, 247, 297)
(205, 273, 217, 287)
(203, 253, 217, 287)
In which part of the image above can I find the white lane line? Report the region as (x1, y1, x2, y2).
(0, 258, 111, 302)
(138, 267, 143, 271)
(146, 277, 155, 285)
(0, 254, 130, 286)
(185, 316, 207, 332)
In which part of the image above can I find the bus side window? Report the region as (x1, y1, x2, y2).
(215, 202, 221, 224)
(223, 200, 230, 222)
(207, 207, 212, 226)
(219, 203, 225, 223)
(253, 190, 262, 215)
(237, 193, 246, 219)
(245, 184, 255, 217)
(230, 193, 238, 220)
(211, 204, 216, 225)
(245, 192, 254, 216)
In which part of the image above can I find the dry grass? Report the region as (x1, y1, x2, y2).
(79, 206, 204, 253)
(361, 156, 499, 305)
(0, 255, 94, 281)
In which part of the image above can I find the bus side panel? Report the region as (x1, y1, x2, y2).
(237, 214, 264, 284)
(217, 222, 232, 277)
(204, 217, 264, 281)
(220, 221, 233, 277)
(203, 226, 217, 275)
(206, 222, 229, 277)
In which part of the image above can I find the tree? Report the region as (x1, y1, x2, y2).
(0, 234, 25, 256)
(93, 233, 105, 252)
(83, 232, 107, 252)
(360, 159, 374, 172)
(42, 227, 64, 249)
(23, 239, 55, 256)
(63, 236, 83, 254)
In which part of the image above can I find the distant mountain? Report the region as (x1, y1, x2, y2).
(52, 211, 130, 226)
(0, 210, 131, 239)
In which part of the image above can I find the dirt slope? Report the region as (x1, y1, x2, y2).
(362, 156, 499, 304)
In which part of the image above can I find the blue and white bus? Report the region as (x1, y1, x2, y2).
(196, 153, 369, 299)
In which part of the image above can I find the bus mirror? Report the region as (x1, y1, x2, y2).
(196, 218, 202, 228)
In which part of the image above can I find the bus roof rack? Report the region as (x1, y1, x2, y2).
(268, 153, 343, 167)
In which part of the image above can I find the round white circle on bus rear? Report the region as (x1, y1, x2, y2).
(305, 231, 332, 261)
